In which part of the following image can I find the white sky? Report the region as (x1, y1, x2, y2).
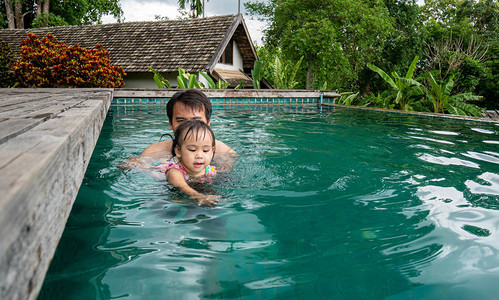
(101, 0, 268, 45)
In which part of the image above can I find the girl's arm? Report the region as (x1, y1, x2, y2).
(166, 169, 219, 206)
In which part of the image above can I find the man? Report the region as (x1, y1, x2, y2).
(141, 89, 236, 156)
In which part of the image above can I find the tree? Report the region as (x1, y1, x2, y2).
(1, 0, 122, 29)
(246, 0, 394, 90)
(177, 0, 204, 18)
(421, 0, 498, 108)
(361, 0, 427, 95)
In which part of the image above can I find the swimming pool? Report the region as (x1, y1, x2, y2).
(39, 104, 499, 299)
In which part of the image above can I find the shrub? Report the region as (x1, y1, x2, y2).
(0, 41, 15, 87)
(12, 33, 125, 88)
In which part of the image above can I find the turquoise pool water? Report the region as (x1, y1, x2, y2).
(39, 105, 499, 299)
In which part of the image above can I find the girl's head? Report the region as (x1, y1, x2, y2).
(172, 120, 216, 175)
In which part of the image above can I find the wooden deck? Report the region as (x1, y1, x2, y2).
(0, 88, 113, 300)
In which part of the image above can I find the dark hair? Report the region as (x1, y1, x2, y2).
(171, 120, 216, 157)
(167, 89, 212, 122)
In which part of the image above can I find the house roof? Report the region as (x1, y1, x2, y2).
(0, 14, 258, 73)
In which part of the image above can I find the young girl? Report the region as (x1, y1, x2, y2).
(157, 120, 219, 206)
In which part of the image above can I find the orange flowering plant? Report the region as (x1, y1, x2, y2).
(12, 33, 125, 88)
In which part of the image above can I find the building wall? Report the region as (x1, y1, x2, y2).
(214, 41, 244, 71)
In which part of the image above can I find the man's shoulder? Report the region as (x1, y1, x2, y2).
(215, 140, 236, 154)
(141, 140, 172, 155)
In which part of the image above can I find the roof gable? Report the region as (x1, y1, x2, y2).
(0, 14, 257, 73)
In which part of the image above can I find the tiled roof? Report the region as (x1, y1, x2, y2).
(0, 14, 257, 73)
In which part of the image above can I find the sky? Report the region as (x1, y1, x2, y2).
(101, 0, 268, 45)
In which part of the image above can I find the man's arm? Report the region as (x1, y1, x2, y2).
(141, 140, 173, 156)
(215, 140, 236, 154)
(141, 139, 235, 156)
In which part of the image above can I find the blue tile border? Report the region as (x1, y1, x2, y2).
(112, 97, 324, 106)
(111, 97, 496, 124)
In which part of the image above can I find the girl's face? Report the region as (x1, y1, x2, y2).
(175, 129, 214, 177)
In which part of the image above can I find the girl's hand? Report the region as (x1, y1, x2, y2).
(192, 194, 221, 207)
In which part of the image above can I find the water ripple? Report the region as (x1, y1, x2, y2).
(462, 151, 499, 165)
(417, 153, 480, 168)
(465, 172, 499, 196)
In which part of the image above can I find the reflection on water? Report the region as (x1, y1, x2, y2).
(39, 107, 499, 299)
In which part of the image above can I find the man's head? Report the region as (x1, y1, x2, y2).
(167, 90, 213, 132)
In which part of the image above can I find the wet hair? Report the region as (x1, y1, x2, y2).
(171, 120, 216, 157)
(167, 90, 212, 122)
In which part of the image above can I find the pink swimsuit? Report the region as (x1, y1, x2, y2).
(157, 162, 216, 183)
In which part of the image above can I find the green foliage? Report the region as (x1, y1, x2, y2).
(457, 57, 489, 93)
(198, 71, 230, 89)
(12, 33, 125, 88)
(336, 92, 359, 106)
(50, 0, 123, 25)
(267, 55, 302, 89)
(246, 0, 395, 90)
(247, 0, 498, 109)
(477, 43, 499, 109)
(251, 60, 264, 89)
(31, 13, 69, 28)
(423, 72, 483, 116)
(199, 72, 230, 89)
(148, 66, 232, 89)
(367, 56, 425, 111)
(1, 0, 123, 29)
(0, 41, 15, 87)
(420, 0, 497, 108)
(148, 66, 171, 88)
(176, 68, 201, 88)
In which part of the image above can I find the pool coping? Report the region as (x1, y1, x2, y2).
(327, 104, 499, 124)
(0, 88, 113, 300)
(112, 88, 340, 99)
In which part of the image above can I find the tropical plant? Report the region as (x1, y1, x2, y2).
(148, 66, 171, 88)
(423, 72, 483, 117)
(268, 55, 303, 89)
(12, 33, 125, 88)
(367, 56, 425, 111)
(251, 60, 264, 89)
(336, 92, 359, 106)
(176, 68, 202, 88)
(148, 66, 235, 89)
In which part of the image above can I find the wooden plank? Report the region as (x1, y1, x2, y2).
(0, 94, 52, 109)
(0, 89, 113, 300)
(0, 96, 83, 119)
(0, 118, 46, 144)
